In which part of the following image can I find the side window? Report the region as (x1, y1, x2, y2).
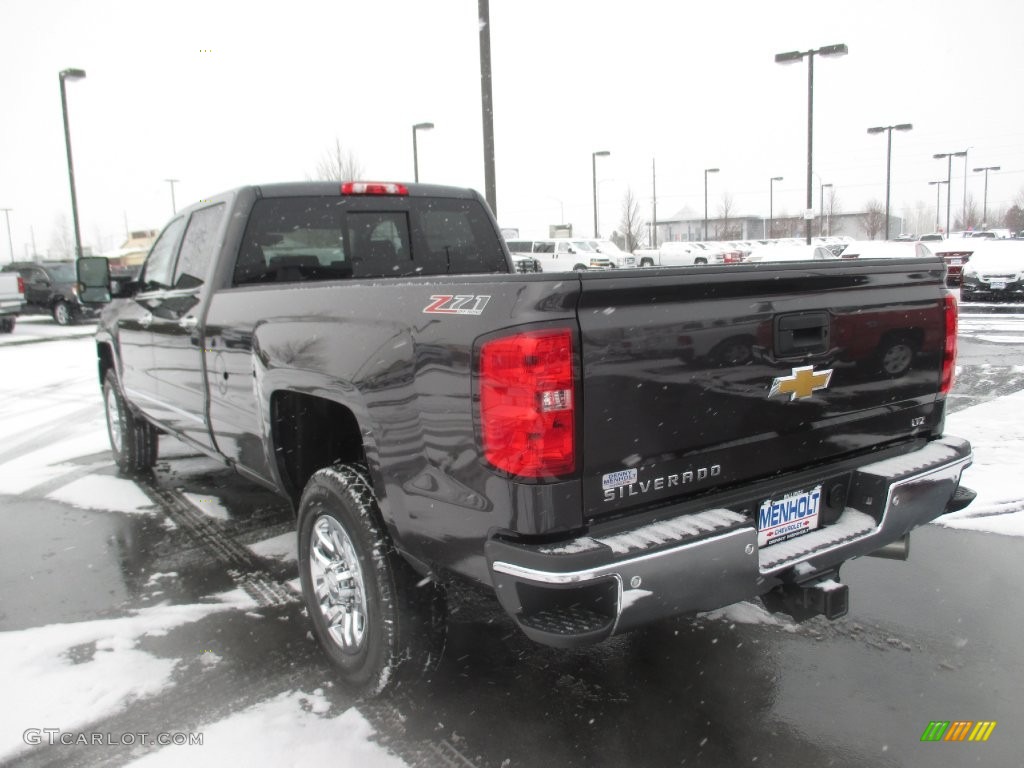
(173, 204, 226, 290)
(534, 241, 555, 254)
(556, 242, 569, 253)
(140, 218, 186, 291)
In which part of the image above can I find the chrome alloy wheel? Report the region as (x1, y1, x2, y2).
(105, 386, 124, 454)
(309, 515, 368, 653)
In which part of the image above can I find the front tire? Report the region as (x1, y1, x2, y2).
(103, 369, 158, 475)
(298, 463, 446, 697)
(640, 257, 654, 267)
(53, 300, 76, 326)
(0, 317, 13, 333)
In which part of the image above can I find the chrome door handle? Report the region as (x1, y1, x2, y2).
(179, 316, 199, 330)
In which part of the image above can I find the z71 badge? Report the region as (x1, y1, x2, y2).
(423, 295, 491, 316)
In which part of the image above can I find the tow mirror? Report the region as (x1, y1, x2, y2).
(77, 257, 112, 304)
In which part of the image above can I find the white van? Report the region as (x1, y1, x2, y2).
(505, 238, 614, 272)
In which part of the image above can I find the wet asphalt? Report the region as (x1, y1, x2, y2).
(2, 308, 1023, 768)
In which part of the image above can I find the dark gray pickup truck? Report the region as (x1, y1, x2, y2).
(79, 181, 974, 695)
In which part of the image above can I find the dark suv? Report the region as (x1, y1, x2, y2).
(1, 261, 95, 325)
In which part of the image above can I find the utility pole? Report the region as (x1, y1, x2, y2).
(651, 158, 657, 247)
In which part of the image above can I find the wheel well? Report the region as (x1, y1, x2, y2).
(271, 391, 365, 508)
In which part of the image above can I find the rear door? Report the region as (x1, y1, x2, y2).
(575, 260, 949, 519)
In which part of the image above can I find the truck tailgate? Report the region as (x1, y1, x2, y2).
(577, 260, 950, 519)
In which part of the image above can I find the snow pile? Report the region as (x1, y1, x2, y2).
(698, 600, 796, 630)
(48, 474, 155, 514)
(126, 690, 408, 767)
(937, 388, 1024, 536)
(0, 590, 255, 762)
(248, 532, 298, 562)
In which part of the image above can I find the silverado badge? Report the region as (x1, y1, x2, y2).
(768, 365, 833, 401)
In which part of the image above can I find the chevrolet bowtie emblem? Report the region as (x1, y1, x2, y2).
(769, 366, 833, 401)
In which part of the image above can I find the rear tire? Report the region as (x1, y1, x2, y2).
(0, 317, 13, 333)
(103, 369, 158, 475)
(53, 300, 76, 326)
(298, 463, 446, 697)
(640, 257, 654, 267)
(694, 257, 708, 265)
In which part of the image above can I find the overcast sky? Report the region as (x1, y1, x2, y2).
(2, 0, 1023, 257)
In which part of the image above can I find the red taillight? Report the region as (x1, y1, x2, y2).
(340, 181, 408, 196)
(17, 277, 24, 295)
(479, 328, 576, 478)
(941, 293, 957, 395)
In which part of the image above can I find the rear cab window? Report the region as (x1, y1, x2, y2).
(232, 195, 507, 286)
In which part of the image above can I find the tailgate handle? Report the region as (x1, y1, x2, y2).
(775, 312, 829, 356)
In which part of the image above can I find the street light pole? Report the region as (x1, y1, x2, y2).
(592, 150, 610, 237)
(59, 68, 87, 259)
(867, 123, 913, 240)
(164, 178, 179, 215)
(775, 43, 848, 245)
(769, 176, 782, 239)
(973, 166, 1000, 228)
(0, 208, 12, 266)
(412, 122, 434, 183)
(703, 167, 719, 240)
(819, 183, 832, 237)
(928, 180, 948, 233)
(934, 150, 967, 236)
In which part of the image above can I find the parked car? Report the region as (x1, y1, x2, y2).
(959, 241, 1024, 302)
(745, 244, 834, 262)
(928, 238, 976, 286)
(0, 271, 25, 333)
(632, 241, 724, 267)
(0, 261, 96, 325)
(919, 233, 945, 242)
(839, 241, 934, 259)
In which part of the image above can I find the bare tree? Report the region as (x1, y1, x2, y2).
(48, 213, 73, 259)
(954, 194, 981, 231)
(715, 191, 735, 239)
(314, 138, 365, 181)
(861, 200, 886, 240)
(617, 187, 646, 252)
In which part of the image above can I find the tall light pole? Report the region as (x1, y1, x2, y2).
(775, 43, 848, 244)
(867, 123, 913, 240)
(164, 178, 179, 214)
(703, 167, 719, 240)
(59, 68, 87, 259)
(769, 176, 783, 239)
(651, 158, 657, 248)
(478, 0, 496, 216)
(934, 150, 967, 236)
(928, 180, 948, 234)
(0, 208, 13, 266)
(973, 166, 1000, 228)
(412, 122, 434, 183)
(819, 182, 833, 237)
(592, 150, 610, 237)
